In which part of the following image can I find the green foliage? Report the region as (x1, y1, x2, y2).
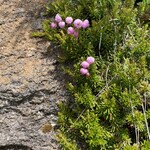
(56, 130, 78, 150)
(35, 0, 150, 149)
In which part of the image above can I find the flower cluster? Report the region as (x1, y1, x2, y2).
(80, 56, 95, 77)
(50, 14, 90, 38)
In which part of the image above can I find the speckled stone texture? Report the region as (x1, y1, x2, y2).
(0, 0, 66, 149)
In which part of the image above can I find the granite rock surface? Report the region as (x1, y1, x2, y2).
(0, 0, 66, 149)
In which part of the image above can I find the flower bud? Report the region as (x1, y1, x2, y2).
(86, 72, 90, 77)
(73, 31, 79, 38)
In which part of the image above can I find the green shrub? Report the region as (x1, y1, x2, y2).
(34, 0, 150, 149)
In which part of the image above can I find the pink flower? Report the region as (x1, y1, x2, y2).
(55, 14, 62, 23)
(86, 56, 95, 64)
(65, 17, 73, 24)
(50, 22, 57, 28)
(81, 61, 90, 68)
(74, 19, 82, 29)
(67, 27, 74, 35)
(73, 31, 79, 38)
(82, 19, 90, 28)
(58, 21, 65, 28)
(80, 68, 88, 75)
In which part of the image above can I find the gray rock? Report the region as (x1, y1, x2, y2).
(0, 0, 67, 149)
(13, 8, 25, 14)
(33, 19, 43, 30)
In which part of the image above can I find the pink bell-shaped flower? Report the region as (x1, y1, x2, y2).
(65, 17, 73, 24)
(55, 14, 62, 23)
(74, 19, 83, 29)
(86, 56, 95, 65)
(67, 27, 74, 35)
(81, 61, 90, 68)
(80, 68, 88, 75)
(50, 22, 57, 28)
(58, 21, 65, 28)
(82, 19, 90, 28)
